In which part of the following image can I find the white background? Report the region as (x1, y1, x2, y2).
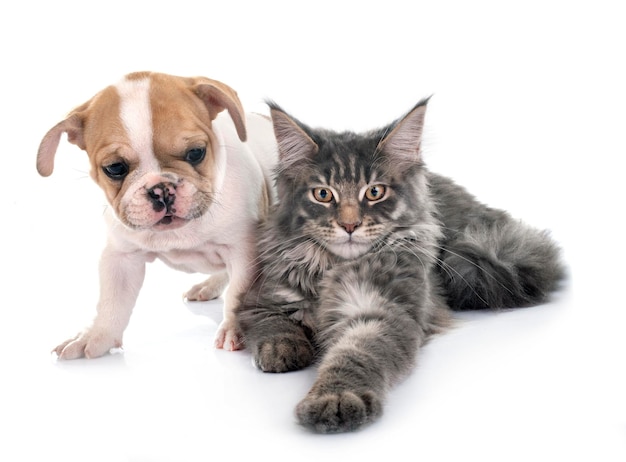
(1, 1, 624, 461)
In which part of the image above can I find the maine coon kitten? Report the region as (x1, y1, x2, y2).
(235, 99, 563, 433)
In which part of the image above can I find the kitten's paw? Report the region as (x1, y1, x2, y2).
(53, 329, 122, 360)
(184, 273, 229, 302)
(253, 334, 314, 373)
(295, 390, 383, 433)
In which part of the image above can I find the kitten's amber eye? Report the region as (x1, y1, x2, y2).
(365, 184, 386, 201)
(313, 187, 334, 203)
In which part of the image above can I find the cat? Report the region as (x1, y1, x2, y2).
(235, 98, 564, 433)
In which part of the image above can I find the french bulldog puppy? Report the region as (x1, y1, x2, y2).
(37, 71, 277, 359)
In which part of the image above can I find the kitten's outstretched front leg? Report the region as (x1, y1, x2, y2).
(294, 320, 388, 433)
(296, 389, 383, 433)
(295, 251, 447, 433)
(295, 362, 384, 432)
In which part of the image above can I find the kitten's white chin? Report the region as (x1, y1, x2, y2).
(328, 241, 371, 259)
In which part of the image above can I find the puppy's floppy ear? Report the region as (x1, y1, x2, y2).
(36, 100, 91, 177)
(191, 78, 247, 142)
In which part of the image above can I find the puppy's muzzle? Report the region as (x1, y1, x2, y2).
(147, 182, 177, 214)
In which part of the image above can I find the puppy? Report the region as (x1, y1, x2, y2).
(37, 71, 278, 359)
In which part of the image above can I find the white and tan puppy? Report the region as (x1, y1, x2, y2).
(37, 71, 277, 359)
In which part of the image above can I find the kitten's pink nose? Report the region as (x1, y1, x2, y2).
(339, 220, 362, 234)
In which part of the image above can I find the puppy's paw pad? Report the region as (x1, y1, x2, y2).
(184, 275, 229, 302)
(214, 323, 244, 351)
(53, 331, 121, 360)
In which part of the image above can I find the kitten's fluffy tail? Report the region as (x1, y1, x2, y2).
(439, 219, 565, 310)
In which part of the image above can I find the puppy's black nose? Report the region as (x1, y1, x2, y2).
(147, 182, 176, 212)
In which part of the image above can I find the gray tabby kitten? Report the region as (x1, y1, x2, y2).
(235, 99, 563, 433)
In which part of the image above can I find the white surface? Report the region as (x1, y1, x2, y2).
(2, 1, 625, 461)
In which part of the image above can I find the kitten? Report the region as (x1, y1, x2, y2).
(235, 99, 563, 433)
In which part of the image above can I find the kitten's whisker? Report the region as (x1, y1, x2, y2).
(432, 243, 516, 297)
(370, 219, 518, 299)
(390, 239, 492, 307)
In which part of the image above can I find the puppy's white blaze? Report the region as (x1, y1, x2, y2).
(115, 77, 159, 172)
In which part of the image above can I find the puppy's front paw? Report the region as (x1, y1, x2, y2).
(184, 273, 229, 302)
(295, 389, 382, 433)
(53, 329, 122, 360)
(214, 319, 244, 351)
(253, 333, 314, 373)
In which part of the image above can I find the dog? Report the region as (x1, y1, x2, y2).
(37, 71, 278, 359)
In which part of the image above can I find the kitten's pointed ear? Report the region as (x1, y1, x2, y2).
(268, 101, 318, 171)
(378, 98, 429, 165)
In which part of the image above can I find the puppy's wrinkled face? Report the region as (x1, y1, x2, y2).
(83, 74, 221, 231)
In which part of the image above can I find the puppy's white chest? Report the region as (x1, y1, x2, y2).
(157, 246, 226, 274)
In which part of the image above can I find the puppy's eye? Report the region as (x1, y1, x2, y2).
(365, 184, 386, 202)
(313, 187, 333, 203)
(185, 147, 206, 165)
(102, 162, 129, 180)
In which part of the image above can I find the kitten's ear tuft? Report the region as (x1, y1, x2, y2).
(267, 100, 318, 172)
(378, 98, 430, 166)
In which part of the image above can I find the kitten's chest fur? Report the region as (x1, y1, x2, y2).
(265, 236, 337, 299)
(265, 230, 433, 299)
